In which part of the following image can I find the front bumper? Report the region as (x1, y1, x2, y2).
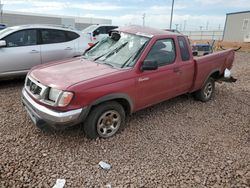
(22, 88, 85, 130)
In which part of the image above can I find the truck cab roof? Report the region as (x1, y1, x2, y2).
(115, 25, 183, 38)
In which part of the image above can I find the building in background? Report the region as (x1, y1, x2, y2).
(0, 10, 112, 30)
(223, 11, 250, 42)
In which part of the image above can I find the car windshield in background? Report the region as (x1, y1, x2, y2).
(84, 32, 149, 68)
(0, 28, 13, 37)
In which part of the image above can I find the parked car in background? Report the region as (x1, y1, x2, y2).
(22, 25, 235, 139)
(0, 24, 7, 30)
(0, 24, 86, 79)
(82, 24, 118, 47)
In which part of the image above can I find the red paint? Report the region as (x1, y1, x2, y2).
(28, 25, 235, 112)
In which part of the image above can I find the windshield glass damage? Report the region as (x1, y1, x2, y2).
(83, 32, 149, 68)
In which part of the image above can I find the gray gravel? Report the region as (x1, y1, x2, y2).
(0, 52, 250, 187)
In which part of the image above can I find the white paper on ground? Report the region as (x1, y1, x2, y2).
(52, 179, 66, 188)
(99, 161, 111, 170)
(224, 68, 231, 78)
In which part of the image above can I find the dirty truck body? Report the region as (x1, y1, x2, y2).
(22, 25, 235, 138)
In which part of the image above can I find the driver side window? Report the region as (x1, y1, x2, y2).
(144, 39, 176, 66)
(3, 29, 37, 47)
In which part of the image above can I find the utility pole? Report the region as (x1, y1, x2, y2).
(179, 23, 182, 31)
(183, 20, 187, 31)
(200, 26, 203, 31)
(0, 0, 3, 23)
(218, 24, 221, 30)
(206, 21, 209, 30)
(175, 24, 179, 30)
(142, 13, 146, 26)
(169, 0, 174, 29)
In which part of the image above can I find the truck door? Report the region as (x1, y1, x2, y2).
(136, 38, 180, 108)
(176, 36, 195, 94)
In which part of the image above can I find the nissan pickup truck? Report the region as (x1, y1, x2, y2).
(22, 25, 235, 139)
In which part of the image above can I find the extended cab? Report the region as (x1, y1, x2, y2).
(22, 25, 235, 139)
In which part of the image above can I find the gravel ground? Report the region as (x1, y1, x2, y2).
(0, 52, 249, 188)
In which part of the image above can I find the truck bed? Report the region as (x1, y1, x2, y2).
(191, 49, 235, 92)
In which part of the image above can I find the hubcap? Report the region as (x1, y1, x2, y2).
(204, 82, 213, 99)
(97, 110, 121, 138)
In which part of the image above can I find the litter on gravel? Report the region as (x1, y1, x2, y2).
(52, 179, 66, 188)
(99, 161, 112, 170)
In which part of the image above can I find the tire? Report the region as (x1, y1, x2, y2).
(83, 101, 125, 139)
(193, 77, 215, 102)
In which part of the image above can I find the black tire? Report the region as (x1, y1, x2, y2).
(83, 101, 125, 139)
(193, 77, 215, 102)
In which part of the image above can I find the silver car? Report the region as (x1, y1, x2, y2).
(0, 25, 87, 78)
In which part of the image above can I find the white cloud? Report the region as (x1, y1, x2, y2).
(194, 0, 250, 8)
(2, 0, 228, 30)
(2, 0, 122, 11)
(90, 13, 225, 31)
(70, 3, 122, 11)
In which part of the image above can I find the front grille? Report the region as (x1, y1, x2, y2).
(27, 79, 42, 95)
(25, 76, 56, 106)
(25, 76, 47, 99)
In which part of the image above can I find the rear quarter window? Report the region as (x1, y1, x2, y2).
(41, 29, 67, 44)
(66, 31, 80, 41)
(178, 36, 190, 61)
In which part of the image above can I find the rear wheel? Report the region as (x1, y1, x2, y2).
(84, 101, 125, 139)
(194, 77, 215, 102)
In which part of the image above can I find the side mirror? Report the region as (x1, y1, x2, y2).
(192, 51, 198, 56)
(0, 40, 6, 48)
(141, 60, 158, 71)
(93, 30, 100, 37)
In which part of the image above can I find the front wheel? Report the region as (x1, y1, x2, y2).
(193, 77, 215, 102)
(83, 101, 125, 139)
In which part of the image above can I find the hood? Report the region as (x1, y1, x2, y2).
(30, 58, 120, 90)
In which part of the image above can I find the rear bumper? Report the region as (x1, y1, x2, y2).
(22, 88, 86, 130)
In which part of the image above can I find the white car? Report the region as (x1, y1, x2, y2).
(82, 24, 118, 47)
(0, 24, 86, 78)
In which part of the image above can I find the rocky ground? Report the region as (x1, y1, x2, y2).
(0, 52, 249, 188)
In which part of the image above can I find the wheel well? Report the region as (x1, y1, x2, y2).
(210, 71, 221, 80)
(92, 98, 132, 115)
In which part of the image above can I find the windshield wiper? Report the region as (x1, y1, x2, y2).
(121, 41, 148, 68)
(103, 62, 114, 67)
(94, 42, 128, 61)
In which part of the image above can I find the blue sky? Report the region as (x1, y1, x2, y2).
(1, 0, 250, 30)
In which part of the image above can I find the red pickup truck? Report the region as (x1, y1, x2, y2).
(22, 25, 235, 139)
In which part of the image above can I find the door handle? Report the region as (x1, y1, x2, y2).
(138, 77, 150, 82)
(30, 50, 39, 54)
(173, 67, 181, 73)
(64, 47, 73, 50)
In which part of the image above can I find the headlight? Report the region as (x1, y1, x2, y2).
(49, 88, 61, 102)
(48, 88, 74, 107)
